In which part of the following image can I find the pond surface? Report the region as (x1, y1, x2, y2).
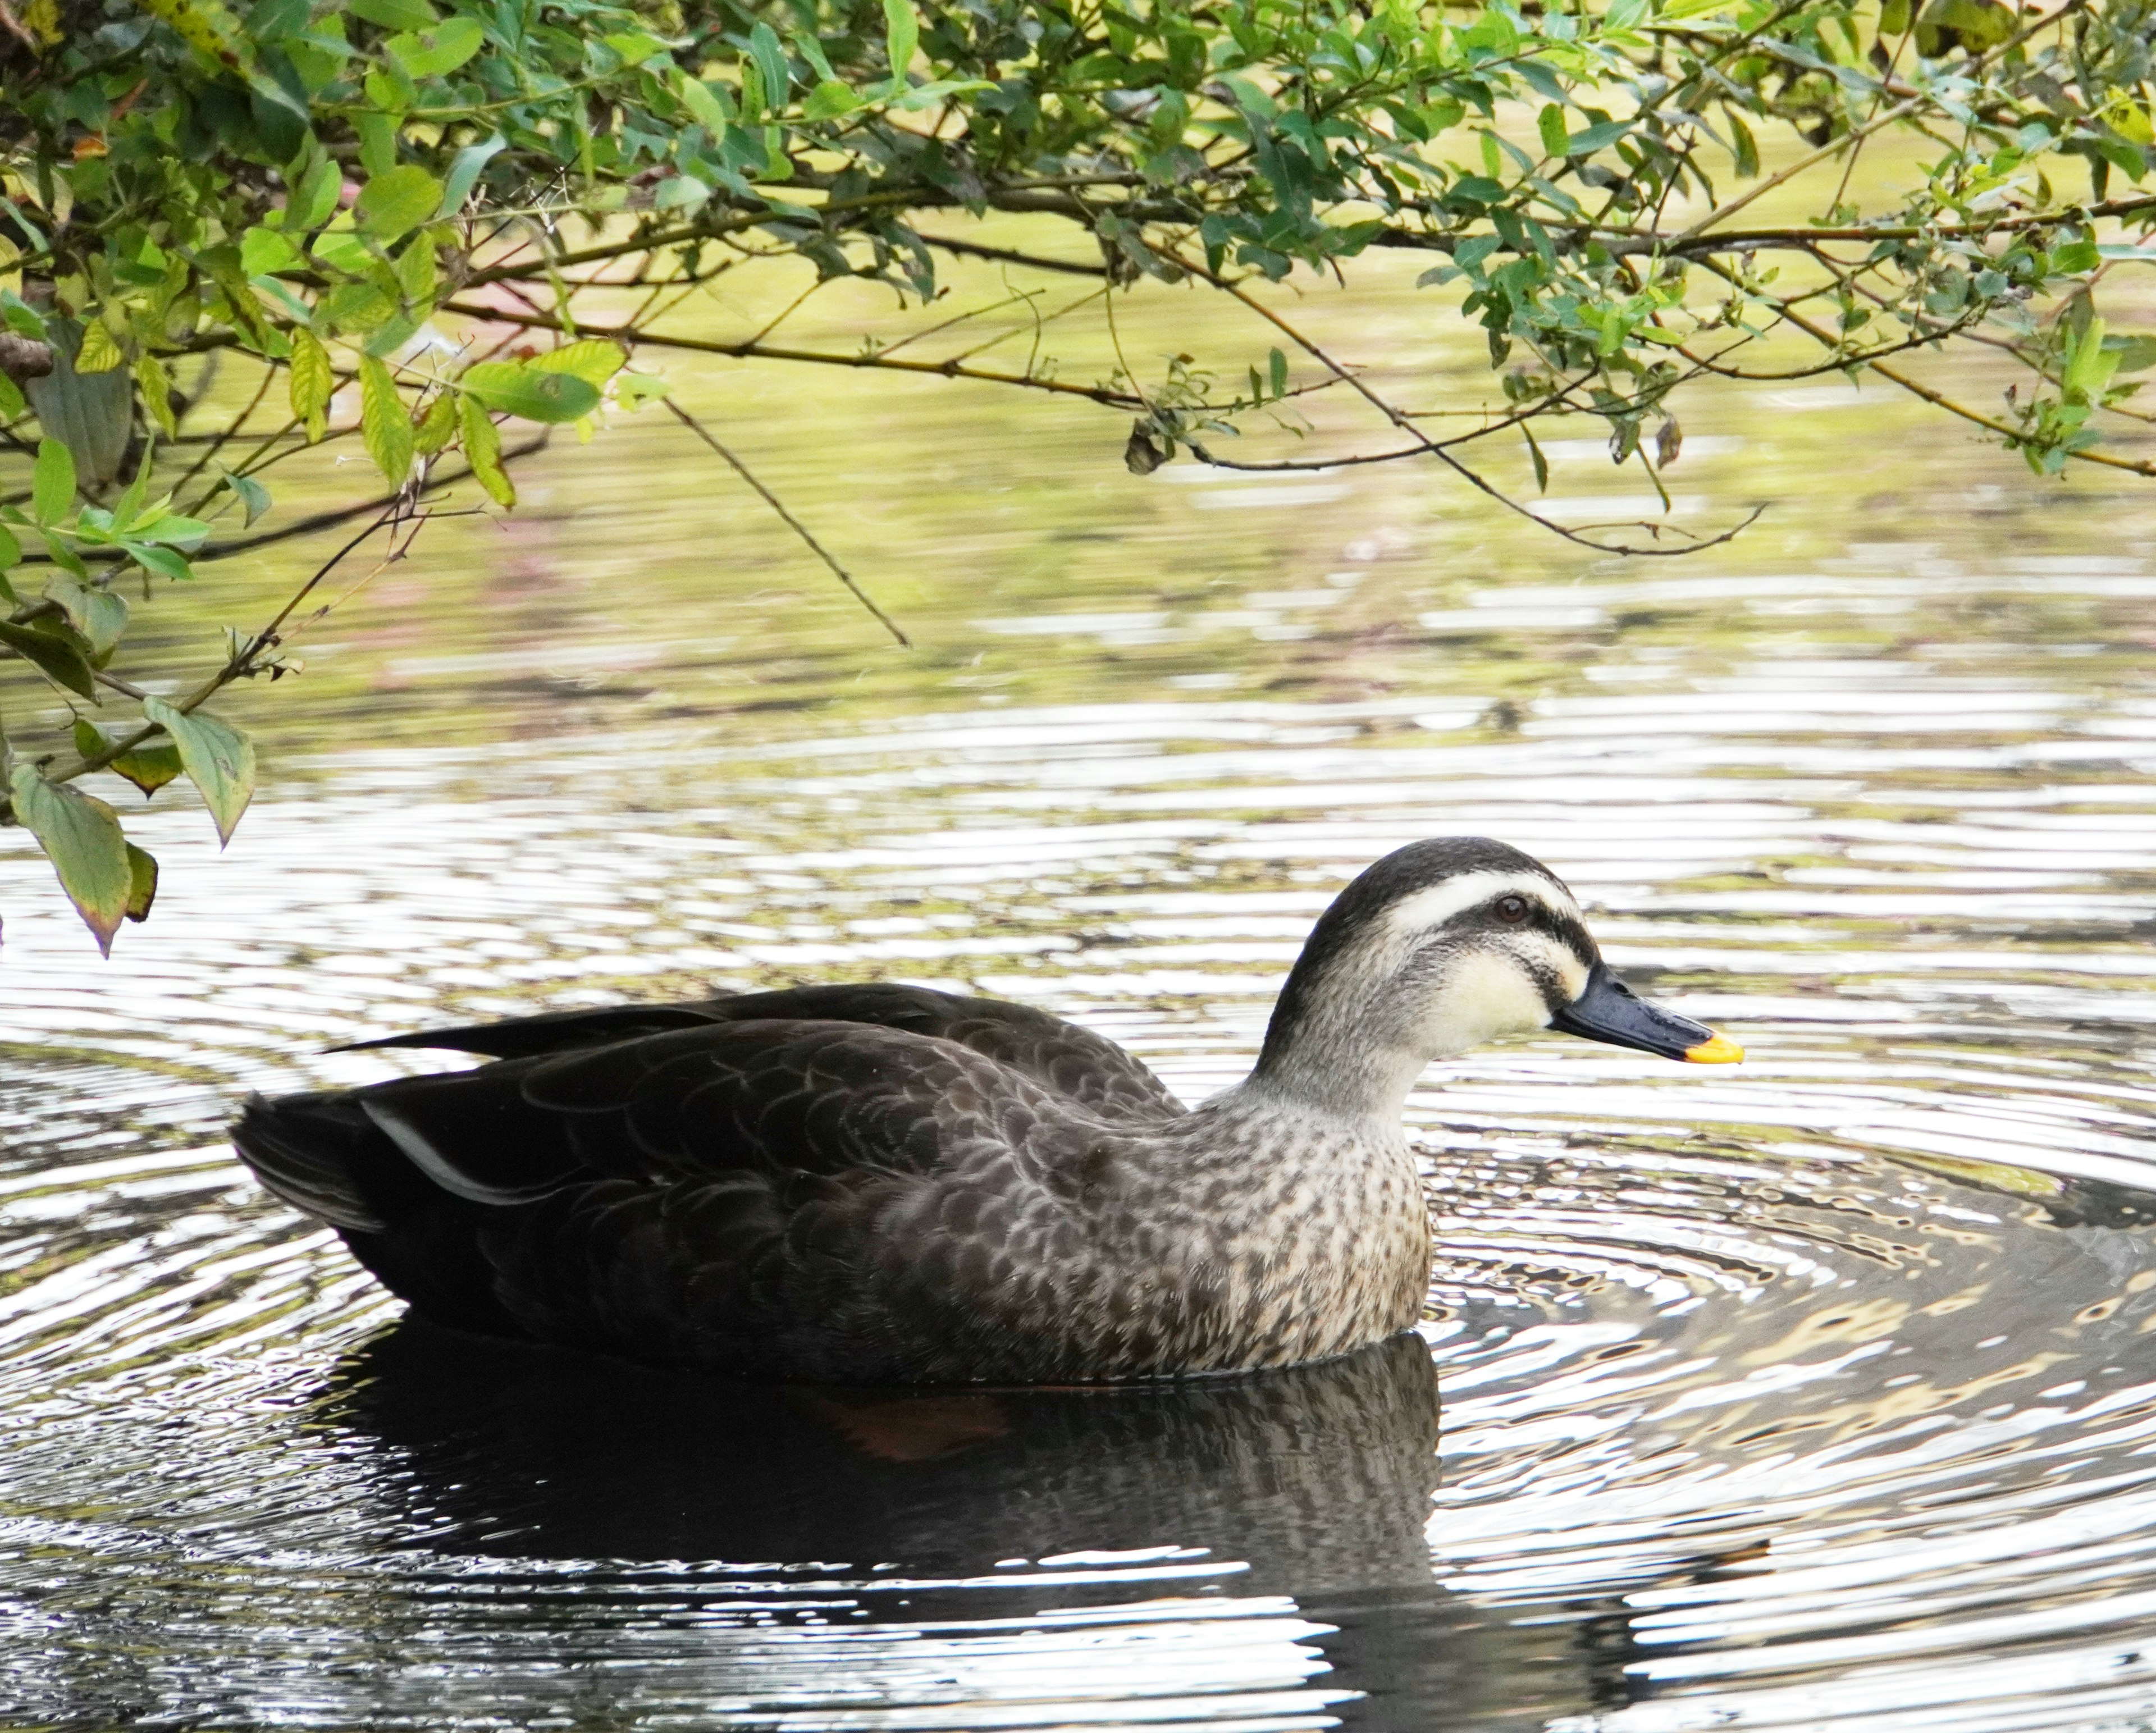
(7, 251, 2156, 1729)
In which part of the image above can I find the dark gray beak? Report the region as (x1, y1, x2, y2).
(1550, 963, 1743, 1064)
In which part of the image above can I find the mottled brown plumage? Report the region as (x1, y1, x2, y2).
(234, 838, 1731, 1382)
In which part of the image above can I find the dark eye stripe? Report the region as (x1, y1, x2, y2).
(1483, 895, 1597, 969)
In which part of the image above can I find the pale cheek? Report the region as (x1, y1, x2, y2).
(1422, 953, 1551, 1055)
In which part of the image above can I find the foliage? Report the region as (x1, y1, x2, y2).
(4, 0, 2156, 947)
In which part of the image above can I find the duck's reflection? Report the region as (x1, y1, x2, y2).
(324, 1321, 1442, 1593)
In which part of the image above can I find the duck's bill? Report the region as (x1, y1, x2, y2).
(1550, 963, 1744, 1064)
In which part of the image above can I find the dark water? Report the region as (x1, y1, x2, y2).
(8, 256, 2156, 1727)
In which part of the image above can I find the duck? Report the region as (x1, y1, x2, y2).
(233, 836, 1741, 1384)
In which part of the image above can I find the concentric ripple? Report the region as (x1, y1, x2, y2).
(9, 518, 2156, 1732)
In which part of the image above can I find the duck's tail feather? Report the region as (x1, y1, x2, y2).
(234, 1091, 401, 1232)
(234, 1090, 529, 1338)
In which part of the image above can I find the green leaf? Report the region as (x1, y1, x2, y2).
(800, 79, 860, 120)
(0, 372, 22, 419)
(241, 225, 307, 275)
(285, 156, 342, 231)
(678, 76, 733, 131)
(359, 354, 415, 483)
(8, 764, 132, 955)
(750, 21, 791, 109)
(1268, 346, 1287, 399)
(312, 225, 377, 278)
(125, 842, 158, 922)
(387, 15, 482, 76)
(142, 696, 257, 847)
(1537, 103, 1567, 159)
(2052, 239, 2101, 275)
(458, 392, 514, 505)
(74, 718, 185, 797)
(603, 29, 668, 64)
(126, 514, 211, 549)
(0, 289, 47, 339)
(882, 0, 919, 83)
(393, 234, 438, 309)
(45, 575, 128, 657)
(460, 360, 601, 423)
(217, 465, 272, 525)
(0, 619, 97, 696)
(32, 438, 76, 527)
(125, 542, 197, 582)
(613, 372, 671, 411)
(353, 109, 399, 178)
(531, 340, 627, 388)
(1880, 0, 1912, 31)
(1729, 112, 1760, 180)
(652, 174, 712, 212)
(289, 327, 333, 441)
(355, 165, 444, 245)
(0, 521, 18, 569)
(349, 0, 436, 28)
(438, 133, 505, 217)
(1524, 424, 1549, 493)
(1568, 119, 1632, 156)
(2105, 335, 2156, 373)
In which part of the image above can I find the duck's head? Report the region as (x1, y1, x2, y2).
(1252, 838, 1740, 1115)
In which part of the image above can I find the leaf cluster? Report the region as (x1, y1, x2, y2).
(6, 0, 2156, 945)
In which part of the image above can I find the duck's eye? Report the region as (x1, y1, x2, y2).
(1493, 895, 1529, 923)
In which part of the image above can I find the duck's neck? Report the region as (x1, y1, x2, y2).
(1235, 1037, 1428, 1124)
(1232, 975, 1432, 1124)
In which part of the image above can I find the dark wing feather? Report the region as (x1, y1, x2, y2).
(326, 1021, 1060, 1212)
(334, 1020, 1095, 1378)
(335, 1002, 725, 1059)
(334, 982, 1182, 1124)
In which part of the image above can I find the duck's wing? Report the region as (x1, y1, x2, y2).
(239, 1019, 1108, 1379)
(357, 1019, 1030, 1200)
(339, 982, 1183, 1123)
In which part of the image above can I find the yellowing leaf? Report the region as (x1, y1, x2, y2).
(10, 764, 132, 954)
(135, 0, 248, 68)
(413, 391, 456, 455)
(134, 352, 179, 438)
(358, 353, 415, 483)
(531, 340, 627, 387)
(75, 319, 125, 373)
(459, 392, 514, 506)
(289, 328, 332, 442)
(73, 717, 183, 796)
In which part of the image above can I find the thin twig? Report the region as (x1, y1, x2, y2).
(442, 301, 1149, 409)
(1166, 246, 1762, 555)
(662, 398, 910, 647)
(0, 506, 414, 821)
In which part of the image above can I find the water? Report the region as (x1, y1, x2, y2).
(7, 250, 2156, 1727)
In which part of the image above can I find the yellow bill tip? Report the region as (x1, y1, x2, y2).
(1683, 1034, 1744, 1064)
